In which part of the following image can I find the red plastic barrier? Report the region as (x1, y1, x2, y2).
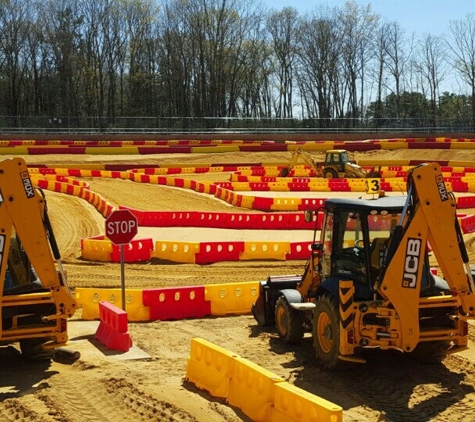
(286, 242, 312, 260)
(288, 182, 310, 191)
(28, 147, 87, 154)
(450, 180, 469, 192)
(328, 180, 351, 191)
(252, 197, 274, 211)
(457, 195, 475, 209)
(461, 215, 475, 234)
(110, 238, 154, 263)
(195, 241, 245, 264)
(94, 301, 133, 352)
(142, 286, 210, 320)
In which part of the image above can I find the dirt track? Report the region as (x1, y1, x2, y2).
(2, 145, 475, 421)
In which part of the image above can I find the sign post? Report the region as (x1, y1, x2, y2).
(105, 209, 138, 311)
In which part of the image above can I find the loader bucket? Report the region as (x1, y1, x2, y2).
(251, 275, 302, 326)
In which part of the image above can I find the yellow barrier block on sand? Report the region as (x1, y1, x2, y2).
(205, 281, 259, 315)
(186, 338, 238, 398)
(74, 288, 150, 321)
(272, 382, 343, 422)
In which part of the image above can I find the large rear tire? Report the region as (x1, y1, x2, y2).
(313, 294, 344, 370)
(323, 168, 338, 179)
(275, 296, 304, 344)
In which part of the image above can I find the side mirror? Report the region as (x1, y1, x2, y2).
(311, 242, 322, 251)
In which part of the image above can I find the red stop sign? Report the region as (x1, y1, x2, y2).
(105, 209, 138, 245)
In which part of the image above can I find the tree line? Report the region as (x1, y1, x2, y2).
(0, 0, 474, 130)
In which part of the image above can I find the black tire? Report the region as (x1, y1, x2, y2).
(280, 167, 290, 177)
(313, 294, 344, 370)
(275, 296, 304, 344)
(409, 341, 451, 364)
(366, 171, 381, 178)
(20, 338, 55, 361)
(323, 168, 338, 179)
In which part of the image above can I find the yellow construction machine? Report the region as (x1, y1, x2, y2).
(0, 158, 77, 360)
(280, 148, 381, 178)
(252, 162, 475, 369)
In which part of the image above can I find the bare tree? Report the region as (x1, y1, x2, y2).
(266, 7, 299, 118)
(0, 0, 32, 121)
(384, 21, 414, 120)
(338, 1, 379, 122)
(447, 13, 475, 125)
(296, 6, 341, 121)
(414, 33, 447, 126)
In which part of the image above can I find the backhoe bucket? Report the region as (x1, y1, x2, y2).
(251, 275, 302, 326)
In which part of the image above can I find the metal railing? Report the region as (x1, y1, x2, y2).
(0, 116, 472, 134)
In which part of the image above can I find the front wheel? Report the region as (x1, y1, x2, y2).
(313, 294, 343, 369)
(275, 296, 304, 344)
(323, 168, 338, 179)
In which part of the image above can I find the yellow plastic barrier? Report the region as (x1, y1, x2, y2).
(152, 241, 199, 263)
(81, 238, 113, 261)
(85, 146, 139, 155)
(190, 145, 240, 153)
(450, 142, 475, 150)
(74, 288, 150, 321)
(240, 242, 291, 261)
(270, 198, 301, 211)
(205, 281, 259, 315)
(272, 382, 343, 422)
(268, 182, 291, 192)
(308, 181, 331, 192)
(347, 179, 367, 191)
(186, 337, 238, 398)
(231, 182, 252, 191)
(227, 356, 285, 421)
(235, 194, 255, 209)
(379, 142, 408, 150)
(186, 338, 343, 422)
(386, 179, 407, 192)
(0, 147, 29, 155)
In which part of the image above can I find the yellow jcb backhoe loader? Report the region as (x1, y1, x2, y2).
(253, 162, 475, 369)
(280, 148, 381, 178)
(0, 158, 77, 360)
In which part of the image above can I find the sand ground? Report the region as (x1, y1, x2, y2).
(2, 145, 475, 421)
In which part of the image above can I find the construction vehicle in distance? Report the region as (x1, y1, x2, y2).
(280, 148, 381, 179)
(0, 157, 77, 360)
(252, 162, 475, 369)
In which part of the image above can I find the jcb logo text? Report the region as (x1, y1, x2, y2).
(402, 238, 422, 289)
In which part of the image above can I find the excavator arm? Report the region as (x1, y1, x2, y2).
(280, 148, 323, 177)
(0, 158, 77, 349)
(377, 162, 475, 351)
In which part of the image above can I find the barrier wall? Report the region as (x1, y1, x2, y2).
(186, 338, 343, 422)
(142, 286, 210, 320)
(75, 288, 150, 321)
(94, 301, 133, 352)
(205, 281, 260, 315)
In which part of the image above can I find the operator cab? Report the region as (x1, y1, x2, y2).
(318, 196, 447, 299)
(324, 149, 350, 172)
